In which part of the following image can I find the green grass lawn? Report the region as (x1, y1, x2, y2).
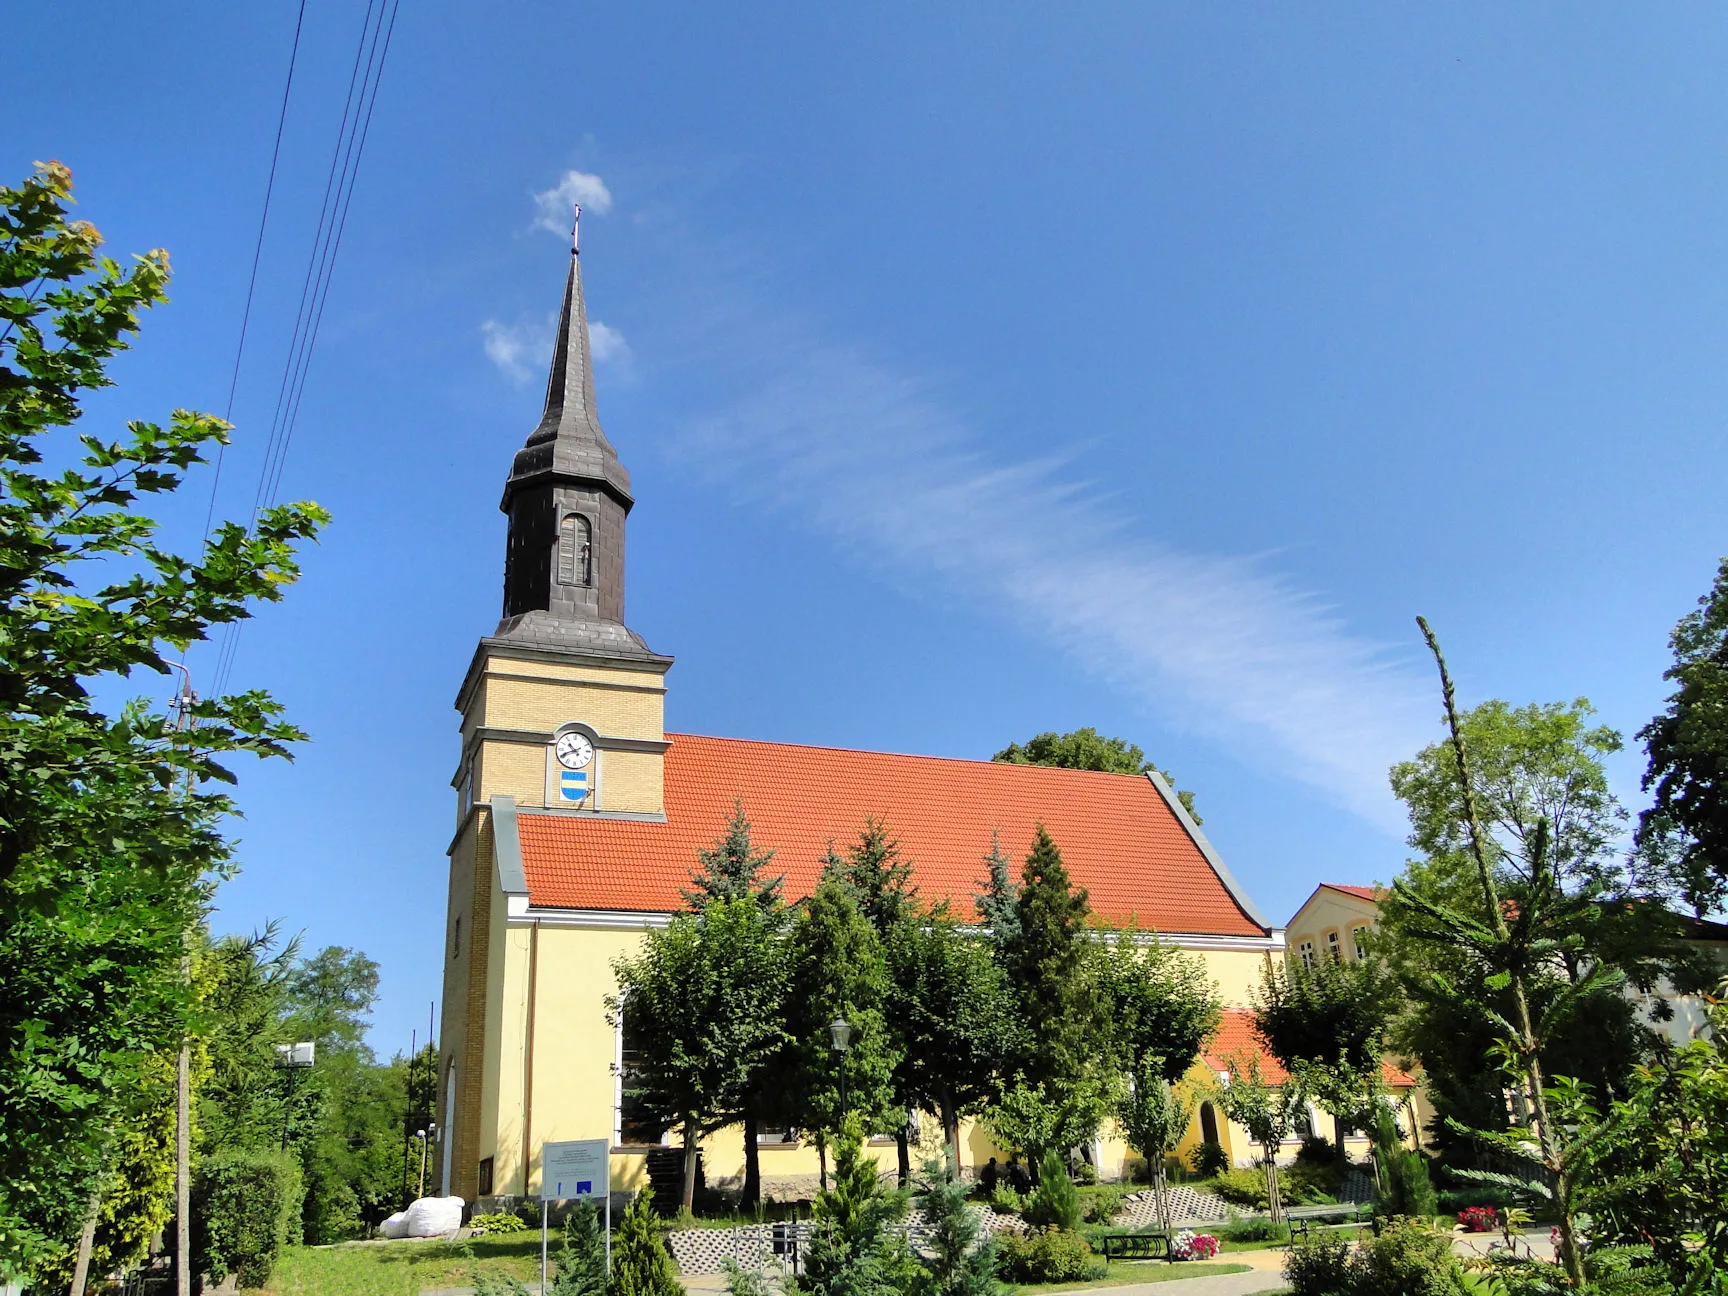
(257, 1236, 545, 1294)
(1010, 1262, 1251, 1293)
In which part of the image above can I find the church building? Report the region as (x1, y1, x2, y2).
(437, 230, 1293, 1205)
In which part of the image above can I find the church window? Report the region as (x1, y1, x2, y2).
(559, 513, 592, 587)
(1352, 925, 1371, 960)
(1297, 940, 1316, 971)
(452, 917, 461, 961)
(477, 1156, 494, 1196)
(616, 1001, 663, 1147)
(1200, 1102, 1220, 1147)
(1325, 930, 1342, 961)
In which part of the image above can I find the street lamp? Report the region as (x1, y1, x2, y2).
(413, 1122, 440, 1199)
(829, 1018, 852, 1123)
(274, 1042, 316, 1152)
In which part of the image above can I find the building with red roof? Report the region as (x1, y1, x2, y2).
(436, 241, 1289, 1207)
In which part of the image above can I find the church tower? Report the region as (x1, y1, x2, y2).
(438, 218, 671, 1200)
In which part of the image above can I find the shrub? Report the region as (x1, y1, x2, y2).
(191, 1150, 304, 1289)
(1373, 1148, 1438, 1222)
(987, 1184, 1025, 1215)
(994, 1227, 1100, 1284)
(1283, 1230, 1354, 1296)
(612, 1189, 682, 1296)
(1456, 1205, 1497, 1233)
(1284, 1158, 1343, 1203)
(1023, 1151, 1081, 1232)
(470, 1212, 530, 1234)
(1079, 1184, 1129, 1224)
(1353, 1216, 1463, 1296)
(1221, 1214, 1288, 1243)
(1075, 1161, 1098, 1185)
(552, 1200, 609, 1296)
(1210, 1167, 1270, 1209)
(1188, 1141, 1229, 1178)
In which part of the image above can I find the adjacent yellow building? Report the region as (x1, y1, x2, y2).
(437, 235, 1302, 1205)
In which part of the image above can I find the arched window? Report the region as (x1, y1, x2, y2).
(1325, 930, 1342, 962)
(559, 514, 592, 586)
(1200, 1102, 1220, 1146)
(1297, 940, 1316, 971)
(1352, 925, 1372, 960)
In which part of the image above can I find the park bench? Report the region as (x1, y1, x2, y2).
(1097, 1230, 1174, 1264)
(1284, 1203, 1364, 1246)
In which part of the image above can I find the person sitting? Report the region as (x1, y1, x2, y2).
(980, 1156, 1000, 1193)
(1007, 1154, 1031, 1194)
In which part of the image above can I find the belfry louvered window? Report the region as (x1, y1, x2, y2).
(559, 513, 592, 586)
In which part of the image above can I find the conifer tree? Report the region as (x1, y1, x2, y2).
(802, 1117, 917, 1296)
(682, 798, 783, 910)
(1003, 826, 1102, 1093)
(550, 1200, 607, 1296)
(913, 1149, 1000, 1296)
(610, 1188, 681, 1296)
(834, 818, 919, 934)
(972, 831, 1019, 952)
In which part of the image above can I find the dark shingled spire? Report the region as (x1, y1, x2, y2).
(492, 227, 663, 662)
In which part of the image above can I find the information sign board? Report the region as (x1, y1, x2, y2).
(541, 1138, 609, 1202)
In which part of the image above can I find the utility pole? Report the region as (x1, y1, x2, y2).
(167, 663, 196, 1296)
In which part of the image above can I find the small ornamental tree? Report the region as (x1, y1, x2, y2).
(802, 1117, 917, 1296)
(1004, 826, 1105, 1096)
(913, 1149, 1000, 1296)
(1213, 1052, 1303, 1224)
(0, 163, 326, 1275)
(1116, 1057, 1197, 1232)
(1095, 930, 1221, 1082)
(972, 831, 1019, 952)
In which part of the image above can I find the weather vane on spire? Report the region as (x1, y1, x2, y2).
(571, 203, 581, 256)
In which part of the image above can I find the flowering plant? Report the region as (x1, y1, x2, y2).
(1456, 1206, 1498, 1233)
(1171, 1230, 1220, 1260)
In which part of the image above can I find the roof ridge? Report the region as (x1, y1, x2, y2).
(664, 730, 1154, 779)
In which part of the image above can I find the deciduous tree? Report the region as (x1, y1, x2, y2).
(993, 728, 1200, 823)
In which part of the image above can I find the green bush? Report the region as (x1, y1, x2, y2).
(987, 1184, 1025, 1215)
(1209, 1167, 1270, 1209)
(552, 1200, 609, 1296)
(1284, 1216, 1466, 1296)
(1079, 1184, 1129, 1225)
(612, 1189, 682, 1296)
(1221, 1214, 1288, 1243)
(994, 1227, 1100, 1284)
(470, 1211, 530, 1234)
(1188, 1141, 1229, 1177)
(1023, 1151, 1082, 1232)
(1294, 1134, 1336, 1167)
(1284, 1158, 1343, 1203)
(191, 1150, 304, 1289)
(1283, 1230, 1354, 1296)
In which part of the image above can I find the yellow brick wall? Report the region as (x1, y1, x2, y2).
(470, 671, 665, 740)
(438, 810, 494, 1202)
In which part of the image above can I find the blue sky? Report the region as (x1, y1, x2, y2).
(7, 3, 1727, 1054)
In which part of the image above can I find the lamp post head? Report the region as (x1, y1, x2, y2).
(829, 1018, 852, 1054)
(275, 1041, 316, 1068)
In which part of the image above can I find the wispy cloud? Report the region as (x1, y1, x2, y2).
(532, 169, 613, 236)
(481, 314, 630, 384)
(678, 327, 1432, 829)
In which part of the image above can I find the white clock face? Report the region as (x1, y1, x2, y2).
(555, 732, 595, 769)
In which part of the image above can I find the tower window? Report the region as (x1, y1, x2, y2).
(559, 514, 593, 586)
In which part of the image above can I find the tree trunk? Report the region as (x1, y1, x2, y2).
(938, 1086, 960, 1169)
(817, 1135, 828, 1194)
(1334, 1113, 1350, 1168)
(682, 1118, 699, 1212)
(69, 1184, 102, 1296)
(741, 1108, 761, 1209)
(1152, 1161, 1171, 1233)
(895, 1127, 911, 1188)
(1263, 1149, 1283, 1224)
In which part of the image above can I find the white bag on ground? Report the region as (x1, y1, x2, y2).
(379, 1210, 410, 1239)
(404, 1195, 465, 1237)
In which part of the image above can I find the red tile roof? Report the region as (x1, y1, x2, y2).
(514, 733, 1265, 935)
(1201, 1010, 1416, 1088)
(1323, 884, 1383, 901)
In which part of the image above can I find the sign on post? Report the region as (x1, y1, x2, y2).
(539, 1138, 613, 1287)
(541, 1138, 609, 1201)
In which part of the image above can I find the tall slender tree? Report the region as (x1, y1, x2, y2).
(972, 831, 1019, 952)
(1003, 826, 1103, 1094)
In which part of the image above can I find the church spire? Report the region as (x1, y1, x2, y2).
(504, 205, 632, 510)
(494, 212, 659, 661)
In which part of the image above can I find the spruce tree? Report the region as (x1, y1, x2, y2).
(834, 818, 919, 935)
(1003, 825, 1102, 1093)
(682, 798, 783, 910)
(550, 1200, 607, 1296)
(971, 831, 1019, 952)
(913, 1150, 1000, 1296)
(610, 1188, 681, 1296)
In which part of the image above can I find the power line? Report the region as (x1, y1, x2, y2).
(211, 0, 404, 698)
(199, 0, 310, 547)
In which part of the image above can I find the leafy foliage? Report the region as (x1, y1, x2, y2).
(1638, 556, 1728, 916)
(1212, 1051, 1304, 1221)
(1095, 931, 1222, 1081)
(984, 1078, 1108, 1181)
(992, 727, 1201, 822)
(550, 1201, 609, 1296)
(911, 1151, 1000, 1296)
(801, 1120, 920, 1296)
(1115, 1057, 1196, 1231)
(0, 162, 324, 1276)
(992, 1227, 1099, 1285)
(191, 1149, 305, 1289)
(971, 831, 1019, 948)
(683, 798, 784, 910)
(1371, 1105, 1437, 1221)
